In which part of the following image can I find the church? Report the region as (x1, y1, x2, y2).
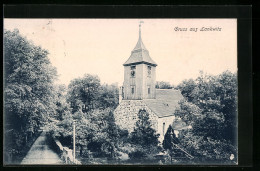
(114, 23, 185, 142)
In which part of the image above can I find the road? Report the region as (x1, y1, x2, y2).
(21, 131, 64, 165)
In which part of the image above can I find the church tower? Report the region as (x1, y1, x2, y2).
(122, 22, 157, 100)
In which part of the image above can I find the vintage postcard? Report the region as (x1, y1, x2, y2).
(3, 19, 237, 165)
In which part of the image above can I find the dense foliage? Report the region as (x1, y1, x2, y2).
(4, 29, 57, 163)
(67, 74, 119, 113)
(155, 81, 173, 89)
(162, 125, 180, 163)
(49, 74, 123, 162)
(129, 109, 160, 160)
(50, 107, 128, 162)
(175, 71, 237, 163)
(49, 75, 162, 163)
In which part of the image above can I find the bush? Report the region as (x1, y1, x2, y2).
(129, 150, 147, 160)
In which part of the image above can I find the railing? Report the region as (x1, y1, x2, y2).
(172, 143, 194, 159)
(53, 138, 81, 164)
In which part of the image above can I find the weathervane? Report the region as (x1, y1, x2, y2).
(139, 21, 144, 38)
(139, 21, 144, 27)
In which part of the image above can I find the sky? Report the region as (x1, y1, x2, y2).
(4, 19, 237, 86)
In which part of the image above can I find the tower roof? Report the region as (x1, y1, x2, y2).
(123, 22, 157, 66)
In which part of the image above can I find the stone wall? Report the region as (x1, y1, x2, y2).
(114, 100, 158, 133)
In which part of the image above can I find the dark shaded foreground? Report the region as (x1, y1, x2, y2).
(21, 131, 63, 164)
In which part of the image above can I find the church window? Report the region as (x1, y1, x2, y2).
(148, 87, 150, 94)
(131, 70, 135, 77)
(147, 66, 151, 76)
(131, 65, 136, 77)
(131, 86, 135, 94)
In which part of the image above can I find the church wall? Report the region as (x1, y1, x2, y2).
(123, 65, 144, 100)
(123, 66, 130, 99)
(114, 100, 158, 133)
(142, 64, 148, 99)
(157, 115, 176, 142)
(136, 64, 144, 99)
(152, 66, 156, 98)
(123, 63, 156, 100)
(142, 64, 156, 99)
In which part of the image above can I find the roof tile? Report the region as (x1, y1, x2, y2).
(143, 89, 184, 118)
(123, 30, 157, 66)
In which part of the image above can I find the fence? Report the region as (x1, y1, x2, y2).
(53, 138, 81, 164)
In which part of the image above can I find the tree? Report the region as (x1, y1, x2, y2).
(162, 125, 180, 163)
(100, 111, 121, 159)
(129, 109, 160, 160)
(98, 83, 119, 109)
(49, 106, 95, 157)
(156, 81, 172, 89)
(67, 75, 119, 114)
(4, 29, 57, 163)
(178, 71, 237, 142)
(67, 74, 101, 113)
(53, 107, 124, 160)
(51, 84, 71, 121)
(73, 108, 96, 157)
(177, 79, 196, 101)
(54, 78, 121, 161)
(86, 108, 122, 159)
(175, 71, 237, 163)
(216, 71, 237, 144)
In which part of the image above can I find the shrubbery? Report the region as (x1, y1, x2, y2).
(4, 29, 57, 163)
(175, 71, 237, 164)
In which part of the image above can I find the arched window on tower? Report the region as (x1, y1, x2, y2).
(147, 65, 151, 77)
(131, 86, 135, 94)
(131, 65, 136, 78)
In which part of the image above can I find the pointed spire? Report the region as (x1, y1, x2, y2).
(123, 21, 157, 66)
(133, 21, 147, 51)
(139, 22, 142, 39)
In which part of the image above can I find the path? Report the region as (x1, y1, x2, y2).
(21, 131, 64, 164)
